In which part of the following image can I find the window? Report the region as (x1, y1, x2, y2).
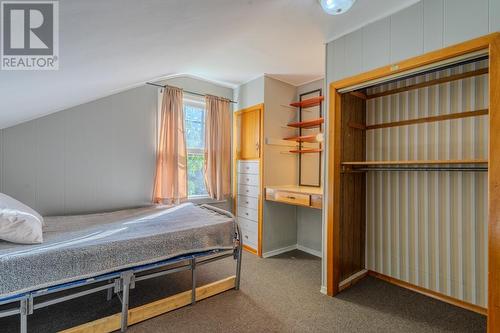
(184, 99, 208, 197)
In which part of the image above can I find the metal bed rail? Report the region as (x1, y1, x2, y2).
(0, 204, 243, 333)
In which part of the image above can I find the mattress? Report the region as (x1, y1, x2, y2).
(0, 203, 236, 300)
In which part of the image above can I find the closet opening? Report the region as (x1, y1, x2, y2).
(329, 53, 491, 316)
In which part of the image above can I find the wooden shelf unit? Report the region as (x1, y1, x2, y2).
(287, 118, 324, 129)
(289, 96, 324, 108)
(289, 148, 323, 154)
(283, 134, 318, 143)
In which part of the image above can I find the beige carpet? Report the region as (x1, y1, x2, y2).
(0, 250, 486, 332)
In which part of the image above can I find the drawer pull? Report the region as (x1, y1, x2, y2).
(245, 212, 249, 215)
(246, 190, 249, 192)
(287, 196, 296, 200)
(245, 201, 249, 204)
(245, 235, 249, 239)
(246, 178, 249, 181)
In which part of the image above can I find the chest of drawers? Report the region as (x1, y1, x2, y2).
(236, 160, 260, 252)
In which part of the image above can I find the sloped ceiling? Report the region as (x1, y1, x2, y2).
(0, 0, 419, 129)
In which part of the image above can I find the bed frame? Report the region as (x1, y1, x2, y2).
(0, 205, 243, 333)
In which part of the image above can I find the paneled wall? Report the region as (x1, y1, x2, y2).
(326, 0, 500, 84)
(0, 77, 233, 216)
(365, 61, 489, 307)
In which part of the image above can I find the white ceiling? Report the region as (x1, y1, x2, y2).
(0, 0, 419, 129)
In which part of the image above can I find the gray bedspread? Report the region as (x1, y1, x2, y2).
(0, 203, 236, 299)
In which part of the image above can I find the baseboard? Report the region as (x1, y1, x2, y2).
(262, 244, 322, 258)
(368, 270, 487, 316)
(262, 245, 297, 258)
(297, 245, 322, 258)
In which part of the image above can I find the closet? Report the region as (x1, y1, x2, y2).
(327, 33, 500, 330)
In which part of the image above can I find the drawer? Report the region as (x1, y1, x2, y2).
(271, 190, 310, 207)
(311, 194, 323, 209)
(237, 205, 258, 221)
(238, 173, 259, 186)
(240, 225, 258, 248)
(238, 184, 259, 198)
(238, 195, 259, 210)
(237, 216, 258, 232)
(238, 161, 259, 174)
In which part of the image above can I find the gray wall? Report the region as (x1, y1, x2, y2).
(233, 76, 265, 111)
(326, 0, 500, 84)
(0, 76, 233, 216)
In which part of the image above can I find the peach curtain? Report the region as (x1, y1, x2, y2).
(153, 86, 187, 204)
(204, 95, 231, 200)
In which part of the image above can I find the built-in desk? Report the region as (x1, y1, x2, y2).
(265, 185, 323, 209)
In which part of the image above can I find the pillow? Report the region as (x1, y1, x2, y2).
(0, 193, 44, 244)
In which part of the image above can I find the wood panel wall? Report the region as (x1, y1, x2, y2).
(339, 94, 366, 281)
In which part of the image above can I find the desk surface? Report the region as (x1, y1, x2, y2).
(266, 185, 323, 196)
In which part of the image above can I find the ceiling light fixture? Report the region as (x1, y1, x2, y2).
(319, 0, 356, 15)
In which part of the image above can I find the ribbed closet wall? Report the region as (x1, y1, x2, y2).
(365, 60, 489, 307)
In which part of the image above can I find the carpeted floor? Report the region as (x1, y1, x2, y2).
(0, 250, 486, 332)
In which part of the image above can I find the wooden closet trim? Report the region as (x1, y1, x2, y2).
(326, 32, 500, 332)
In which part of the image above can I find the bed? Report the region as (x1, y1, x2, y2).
(0, 203, 242, 333)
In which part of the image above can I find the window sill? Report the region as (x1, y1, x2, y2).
(188, 196, 227, 205)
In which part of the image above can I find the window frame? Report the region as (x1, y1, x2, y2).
(183, 96, 209, 199)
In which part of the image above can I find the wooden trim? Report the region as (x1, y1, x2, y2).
(327, 89, 342, 296)
(365, 109, 488, 130)
(60, 276, 236, 333)
(348, 122, 366, 130)
(243, 244, 258, 255)
(488, 34, 500, 332)
(331, 33, 498, 90)
(233, 103, 264, 258)
(366, 68, 489, 99)
(369, 271, 487, 316)
(338, 269, 368, 292)
(342, 159, 488, 166)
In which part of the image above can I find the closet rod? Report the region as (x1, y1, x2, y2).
(344, 166, 488, 172)
(146, 82, 238, 104)
(365, 67, 489, 100)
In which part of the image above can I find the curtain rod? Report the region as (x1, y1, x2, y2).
(146, 82, 238, 104)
